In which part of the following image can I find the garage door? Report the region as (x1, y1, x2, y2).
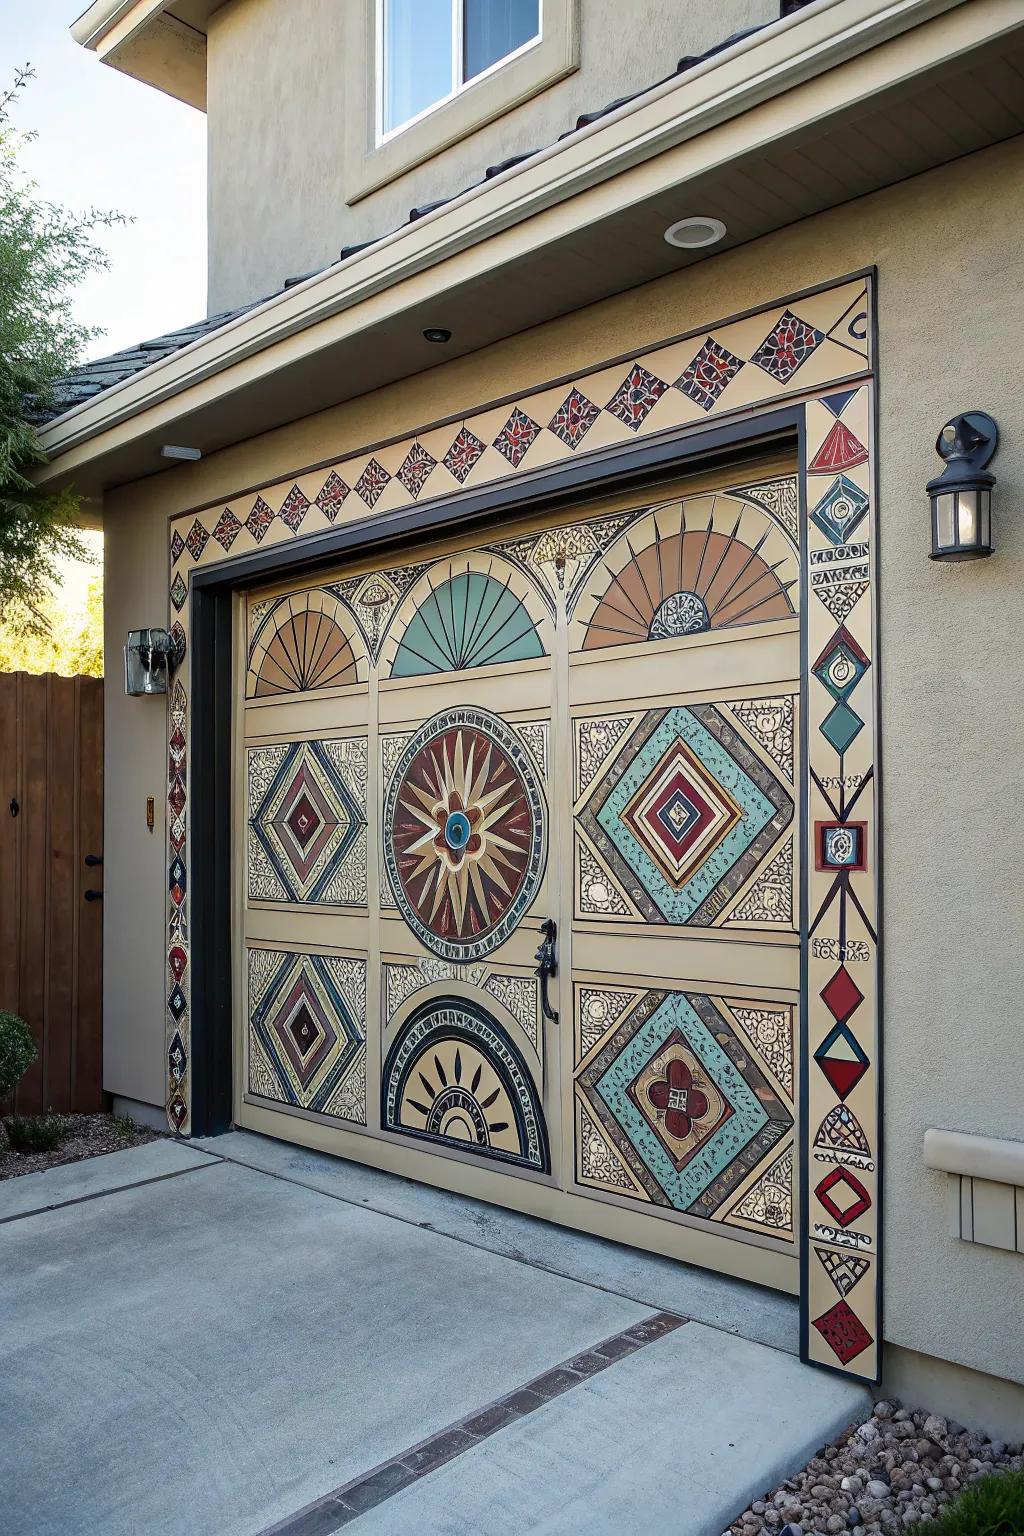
(238, 463, 801, 1288)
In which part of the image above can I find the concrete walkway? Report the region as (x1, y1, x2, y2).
(1, 1131, 868, 1536)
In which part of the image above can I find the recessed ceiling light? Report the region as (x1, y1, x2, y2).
(664, 216, 727, 250)
(423, 327, 452, 344)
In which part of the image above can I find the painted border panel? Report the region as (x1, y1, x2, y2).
(163, 272, 880, 1382)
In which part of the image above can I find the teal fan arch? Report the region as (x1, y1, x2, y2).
(390, 569, 545, 678)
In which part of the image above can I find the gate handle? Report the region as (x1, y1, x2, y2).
(84, 889, 103, 902)
(535, 917, 559, 1027)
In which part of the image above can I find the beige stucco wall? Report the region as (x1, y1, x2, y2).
(103, 497, 175, 1107)
(205, 0, 773, 312)
(104, 134, 1024, 1390)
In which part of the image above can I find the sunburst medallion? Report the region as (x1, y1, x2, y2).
(384, 707, 546, 961)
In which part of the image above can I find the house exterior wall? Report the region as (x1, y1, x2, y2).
(204, 0, 773, 312)
(103, 496, 175, 1107)
(103, 136, 1024, 1397)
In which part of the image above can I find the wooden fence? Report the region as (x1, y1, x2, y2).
(0, 672, 104, 1115)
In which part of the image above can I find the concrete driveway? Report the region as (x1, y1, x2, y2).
(1, 1132, 868, 1536)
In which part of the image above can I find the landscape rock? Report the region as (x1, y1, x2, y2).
(729, 1399, 1023, 1536)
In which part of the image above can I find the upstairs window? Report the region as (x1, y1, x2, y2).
(380, 0, 541, 139)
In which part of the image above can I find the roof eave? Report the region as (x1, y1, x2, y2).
(72, 0, 208, 111)
(45, 0, 1015, 488)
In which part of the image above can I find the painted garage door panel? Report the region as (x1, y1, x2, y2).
(237, 471, 804, 1274)
(564, 484, 801, 1259)
(574, 980, 795, 1242)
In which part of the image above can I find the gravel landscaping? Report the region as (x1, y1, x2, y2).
(0, 1111, 158, 1179)
(727, 1401, 1024, 1536)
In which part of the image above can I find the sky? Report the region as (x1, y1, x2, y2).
(3, 0, 208, 361)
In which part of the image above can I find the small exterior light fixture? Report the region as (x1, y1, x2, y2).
(160, 444, 203, 461)
(422, 327, 452, 344)
(664, 216, 727, 250)
(124, 627, 185, 696)
(927, 411, 999, 561)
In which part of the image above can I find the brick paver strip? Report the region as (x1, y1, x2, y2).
(259, 1311, 688, 1536)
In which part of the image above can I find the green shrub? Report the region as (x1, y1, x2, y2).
(932, 1470, 1024, 1536)
(0, 1011, 36, 1100)
(112, 1113, 136, 1140)
(4, 1113, 74, 1154)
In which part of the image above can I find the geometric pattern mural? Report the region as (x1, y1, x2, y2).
(389, 569, 545, 676)
(246, 587, 360, 697)
(575, 702, 795, 929)
(568, 491, 799, 647)
(574, 985, 794, 1235)
(247, 947, 366, 1123)
(381, 996, 549, 1172)
(247, 738, 368, 906)
(165, 273, 880, 1385)
(804, 378, 880, 1381)
(382, 706, 547, 963)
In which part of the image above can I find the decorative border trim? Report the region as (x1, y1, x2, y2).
(166, 271, 881, 1384)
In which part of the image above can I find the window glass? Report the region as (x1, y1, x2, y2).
(463, 0, 540, 82)
(382, 0, 453, 134)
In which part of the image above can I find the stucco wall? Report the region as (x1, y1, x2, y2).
(205, 0, 772, 312)
(103, 496, 175, 1107)
(104, 135, 1024, 1388)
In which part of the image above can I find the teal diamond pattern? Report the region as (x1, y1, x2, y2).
(820, 700, 864, 754)
(810, 474, 869, 547)
(593, 993, 769, 1208)
(594, 706, 776, 923)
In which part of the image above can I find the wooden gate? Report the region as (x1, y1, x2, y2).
(0, 672, 104, 1115)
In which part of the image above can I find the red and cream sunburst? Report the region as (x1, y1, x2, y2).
(384, 707, 547, 961)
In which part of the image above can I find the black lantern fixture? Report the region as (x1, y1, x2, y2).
(124, 627, 185, 696)
(927, 411, 999, 561)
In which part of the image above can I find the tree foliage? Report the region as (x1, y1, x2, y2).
(0, 67, 123, 628)
(0, 567, 102, 676)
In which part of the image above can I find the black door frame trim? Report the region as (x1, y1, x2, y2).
(187, 404, 804, 1138)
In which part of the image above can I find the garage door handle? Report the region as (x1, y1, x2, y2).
(535, 918, 559, 1027)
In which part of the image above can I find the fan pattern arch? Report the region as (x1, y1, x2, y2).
(382, 553, 550, 679)
(571, 489, 799, 652)
(247, 587, 364, 697)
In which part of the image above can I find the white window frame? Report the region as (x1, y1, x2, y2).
(344, 0, 578, 206)
(377, 0, 543, 145)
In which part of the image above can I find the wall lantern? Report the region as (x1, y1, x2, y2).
(927, 411, 999, 561)
(124, 628, 185, 696)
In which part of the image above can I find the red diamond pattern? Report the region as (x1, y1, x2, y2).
(396, 441, 437, 499)
(815, 1166, 871, 1228)
(279, 484, 311, 531)
(185, 519, 209, 561)
(605, 363, 668, 431)
(212, 509, 242, 551)
(548, 386, 600, 449)
(354, 458, 390, 508)
(812, 1298, 873, 1366)
(749, 308, 825, 383)
(245, 496, 274, 542)
(493, 406, 540, 467)
(820, 966, 863, 1024)
(443, 426, 487, 484)
(315, 471, 350, 522)
(675, 338, 743, 411)
(170, 530, 185, 565)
